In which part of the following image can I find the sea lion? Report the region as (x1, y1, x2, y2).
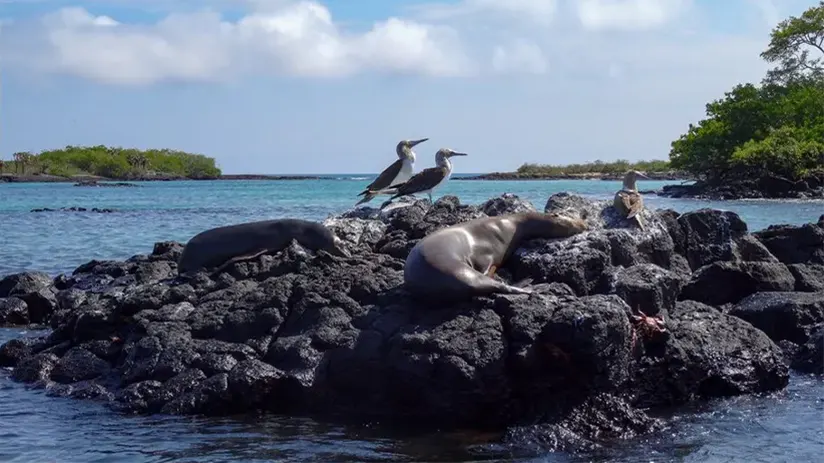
(613, 170, 649, 230)
(403, 212, 588, 301)
(178, 218, 351, 274)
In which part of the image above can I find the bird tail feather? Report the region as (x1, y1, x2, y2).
(355, 191, 377, 206)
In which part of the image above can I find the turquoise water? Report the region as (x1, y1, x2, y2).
(1, 176, 821, 277)
(0, 177, 823, 462)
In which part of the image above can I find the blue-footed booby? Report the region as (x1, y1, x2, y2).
(613, 170, 650, 230)
(355, 138, 428, 206)
(381, 148, 467, 207)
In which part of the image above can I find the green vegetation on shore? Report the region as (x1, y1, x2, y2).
(0, 145, 222, 179)
(516, 159, 671, 176)
(669, 2, 824, 184)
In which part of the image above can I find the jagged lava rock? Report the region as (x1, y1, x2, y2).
(0, 271, 57, 324)
(0, 193, 812, 445)
(753, 222, 824, 265)
(629, 300, 788, 407)
(787, 264, 824, 292)
(680, 261, 795, 306)
(792, 325, 823, 374)
(729, 292, 824, 345)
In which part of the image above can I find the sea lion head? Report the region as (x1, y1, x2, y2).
(543, 212, 589, 237)
(297, 222, 352, 258)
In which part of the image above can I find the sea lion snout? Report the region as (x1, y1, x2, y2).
(328, 236, 352, 258)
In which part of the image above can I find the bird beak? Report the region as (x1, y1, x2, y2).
(636, 172, 650, 180)
(410, 138, 429, 147)
(449, 152, 468, 157)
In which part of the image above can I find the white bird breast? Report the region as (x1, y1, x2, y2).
(394, 158, 415, 184)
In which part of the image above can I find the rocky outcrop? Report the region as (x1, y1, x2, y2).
(753, 222, 824, 265)
(0, 272, 58, 325)
(658, 173, 824, 200)
(73, 181, 139, 188)
(792, 325, 823, 374)
(30, 207, 117, 213)
(0, 193, 819, 448)
(458, 171, 686, 181)
(729, 292, 824, 374)
(729, 292, 824, 345)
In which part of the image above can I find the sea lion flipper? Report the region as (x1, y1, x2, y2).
(512, 277, 533, 288)
(210, 248, 271, 276)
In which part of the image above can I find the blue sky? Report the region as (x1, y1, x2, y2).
(0, 0, 817, 174)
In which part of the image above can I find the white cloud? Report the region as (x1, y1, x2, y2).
(0, 0, 775, 87)
(751, 0, 781, 27)
(576, 0, 691, 30)
(412, 0, 558, 26)
(492, 39, 548, 74)
(7, 1, 471, 85)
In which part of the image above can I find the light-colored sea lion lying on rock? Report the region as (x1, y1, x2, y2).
(178, 218, 351, 274)
(403, 211, 588, 301)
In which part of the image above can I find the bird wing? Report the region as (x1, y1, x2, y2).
(393, 167, 444, 197)
(359, 159, 404, 195)
(620, 191, 644, 219)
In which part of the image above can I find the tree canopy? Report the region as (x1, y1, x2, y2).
(761, 1, 824, 85)
(516, 159, 671, 176)
(669, 2, 824, 183)
(2, 145, 222, 179)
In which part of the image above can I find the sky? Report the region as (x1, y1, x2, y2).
(0, 0, 818, 174)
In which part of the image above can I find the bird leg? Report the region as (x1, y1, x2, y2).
(486, 264, 497, 278)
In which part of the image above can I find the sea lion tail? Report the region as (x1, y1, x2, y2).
(474, 275, 533, 295)
(512, 277, 533, 288)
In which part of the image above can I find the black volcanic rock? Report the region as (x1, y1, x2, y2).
(0, 193, 813, 450)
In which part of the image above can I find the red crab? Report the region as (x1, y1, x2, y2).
(629, 307, 667, 349)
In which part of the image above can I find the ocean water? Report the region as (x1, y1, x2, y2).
(1, 176, 822, 277)
(0, 176, 823, 462)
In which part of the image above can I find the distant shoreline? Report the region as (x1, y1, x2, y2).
(0, 173, 324, 183)
(0, 171, 689, 184)
(453, 171, 689, 181)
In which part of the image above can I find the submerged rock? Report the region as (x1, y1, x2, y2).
(0, 193, 816, 447)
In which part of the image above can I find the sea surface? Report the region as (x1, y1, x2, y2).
(0, 176, 822, 462)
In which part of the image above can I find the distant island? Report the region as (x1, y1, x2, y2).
(0, 146, 323, 183)
(0, 145, 222, 181)
(456, 160, 686, 181)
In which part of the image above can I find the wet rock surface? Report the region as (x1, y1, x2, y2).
(0, 193, 819, 449)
